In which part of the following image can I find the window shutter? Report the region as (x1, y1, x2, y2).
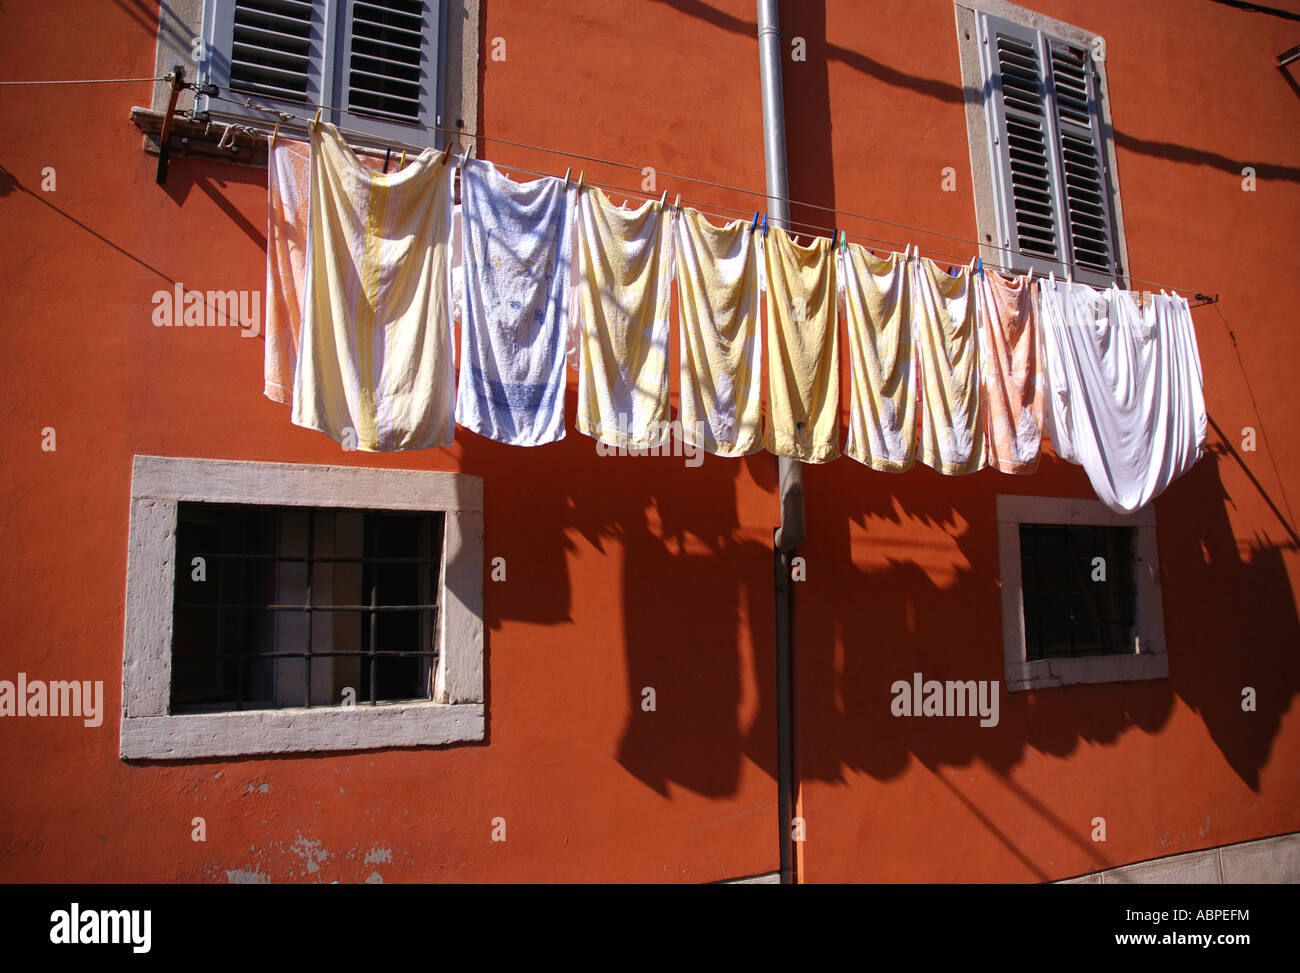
(977, 12, 1120, 285)
(1046, 39, 1116, 279)
(336, 0, 442, 147)
(206, 0, 333, 121)
(205, 0, 441, 149)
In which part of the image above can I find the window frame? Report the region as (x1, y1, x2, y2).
(996, 495, 1169, 692)
(954, 0, 1131, 288)
(120, 455, 484, 759)
(147, 0, 480, 156)
(200, 0, 447, 148)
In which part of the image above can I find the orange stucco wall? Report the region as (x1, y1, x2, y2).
(0, 0, 1297, 883)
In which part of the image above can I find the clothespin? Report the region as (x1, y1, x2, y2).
(270, 121, 280, 149)
(750, 211, 760, 233)
(383, 147, 392, 173)
(761, 212, 768, 237)
(659, 189, 668, 207)
(563, 166, 572, 186)
(673, 193, 681, 211)
(576, 170, 585, 192)
(399, 149, 406, 168)
(841, 230, 849, 254)
(976, 257, 983, 277)
(313, 107, 322, 128)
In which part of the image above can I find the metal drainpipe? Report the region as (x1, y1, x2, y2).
(757, 0, 805, 886)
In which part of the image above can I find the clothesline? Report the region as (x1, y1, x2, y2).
(0, 76, 168, 85)
(0, 71, 1221, 301)
(212, 86, 1219, 304)
(265, 122, 1209, 515)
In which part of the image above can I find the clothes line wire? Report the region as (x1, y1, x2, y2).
(205, 85, 1219, 302)
(0, 76, 167, 85)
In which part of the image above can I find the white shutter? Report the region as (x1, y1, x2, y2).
(205, 0, 442, 148)
(978, 12, 1121, 285)
(206, 0, 334, 122)
(336, 0, 442, 147)
(1046, 39, 1117, 279)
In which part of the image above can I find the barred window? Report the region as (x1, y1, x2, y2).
(1018, 523, 1137, 661)
(172, 503, 442, 712)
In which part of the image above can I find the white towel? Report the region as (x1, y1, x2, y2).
(1040, 278, 1207, 512)
(455, 159, 573, 445)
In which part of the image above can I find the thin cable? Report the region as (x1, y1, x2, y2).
(0, 76, 167, 85)
(209, 87, 1217, 299)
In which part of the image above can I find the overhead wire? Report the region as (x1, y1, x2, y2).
(0, 76, 168, 85)
(4, 75, 1217, 301)
(214, 85, 1219, 301)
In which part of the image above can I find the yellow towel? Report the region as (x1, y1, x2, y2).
(763, 226, 840, 462)
(674, 209, 763, 456)
(914, 257, 986, 474)
(842, 245, 918, 471)
(293, 122, 456, 451)
(571, 187, 674, 448)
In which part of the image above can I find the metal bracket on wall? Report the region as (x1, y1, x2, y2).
(132, 106, 269, 172)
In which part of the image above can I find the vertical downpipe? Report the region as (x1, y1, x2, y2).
(757, 0, 805, 886)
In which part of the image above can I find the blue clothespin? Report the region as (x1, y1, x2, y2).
(977, 257, 983, 276)
(750, 210, 760, 233)
(761, 212, 768, 237)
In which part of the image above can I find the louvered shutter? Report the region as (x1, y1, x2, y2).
(206, 0, 333, 120)
(336, 0, 441, 145)
(204, 0, 441, 148)
(1046, 39, 1116, 279)
(977, 12, 1120, 285)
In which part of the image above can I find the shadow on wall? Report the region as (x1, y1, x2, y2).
(654, 0, 1300, 183)
(456, 353, 1300, 807)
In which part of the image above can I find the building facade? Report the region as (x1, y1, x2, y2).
(1, 0, 1298, 883)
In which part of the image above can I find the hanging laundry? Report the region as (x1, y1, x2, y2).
(976, 269, 1043, 473)
(570, 186, 674, 449)
(264, 137, 460, 407)
(914, 257, 986, 475)
(763, 226, 840, 463)
(1039, 278, 1206, 512)
(292, 122, 456, 451)
(673, 208, 763, 456)
(841, 245, 917, 471)
(455, 159, 573, 445)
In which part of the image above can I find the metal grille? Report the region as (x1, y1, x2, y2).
(1019, 523, 1137, 661)
(346, 0, 426, 123)
(171, 503, 441, 713)
(229, 0, 318, 103)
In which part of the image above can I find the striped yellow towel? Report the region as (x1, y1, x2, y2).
(763, 226, 840, 462)
(842, 245, 918, 471)
(292, 122, 456, 451)
(571, 186, 674, 449)
(914, 257, 986, 474)
(674, 208, 763, 456)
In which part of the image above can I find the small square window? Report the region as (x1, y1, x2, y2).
(121, 455, 484, 759)
(171, 503, 443, 713)
(997, 495, 1169, 691)
(1018, 523, 1137, 661)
